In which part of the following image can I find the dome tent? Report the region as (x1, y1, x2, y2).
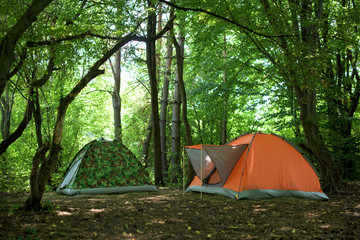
(185, 133, 328, 200)
(56, 138, 157, 196)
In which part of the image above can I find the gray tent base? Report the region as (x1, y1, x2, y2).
(56, 185, 158, 196)
(186, 186, 329, 201)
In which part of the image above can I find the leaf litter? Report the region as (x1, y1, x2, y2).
(0, 182, 359, 239)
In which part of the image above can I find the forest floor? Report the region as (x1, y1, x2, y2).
(0, 182, 359, 239)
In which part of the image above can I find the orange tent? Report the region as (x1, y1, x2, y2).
(185, 133, 329, 200)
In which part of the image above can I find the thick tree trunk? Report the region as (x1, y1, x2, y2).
(160, 34, 173, 179)
(294, 86, 343, 192)
(0, 0, 53, 97)
(112, 50, 122, 142)
(23, 88, 49, 211)
(24, 142, 50, 210)
(147, 0, 163, 185)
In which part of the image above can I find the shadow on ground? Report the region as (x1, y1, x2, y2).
(1, 182, 359, 239)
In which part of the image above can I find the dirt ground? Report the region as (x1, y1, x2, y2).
(1, 183, 359, 239)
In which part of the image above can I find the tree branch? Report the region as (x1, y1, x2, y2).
(158, 0, 294, 39)
(27, 14, 176, 47)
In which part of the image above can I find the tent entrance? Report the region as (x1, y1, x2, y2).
(186, 144, 248, 186)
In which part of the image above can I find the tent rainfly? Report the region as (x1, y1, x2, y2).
(56, 138, 157, 196)
(185, 133, 329, 200)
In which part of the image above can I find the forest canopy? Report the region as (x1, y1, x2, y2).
(0, 0, 359, 209)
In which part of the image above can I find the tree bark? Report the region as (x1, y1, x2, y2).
(147, 0, 163, 185)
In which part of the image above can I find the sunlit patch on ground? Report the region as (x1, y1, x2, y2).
(320, 224, 331, 229)
(252, 204, 268, 213)
(89, 208, 105, 213)
(55, 210, 72, 216)
(305, 212, 320, 219)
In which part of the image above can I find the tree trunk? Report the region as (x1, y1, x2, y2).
(0, 88, 12, 140)
(33, 89, 44, 147)
(0, 88, 34, 155)
(141, 113, 153, 167)
(147, 0, 163, 185)
(160, 33, 173, 179)
(170, 61, 181, 183)
(324, 50, 360, 179)
(24, 142, 49, 210)
(0, 87, 13, 188)
(112, 49, 122, 142)
(294, 86, 343, 192)
(221, 33, 227, 145)
(173, 24, 195, 186)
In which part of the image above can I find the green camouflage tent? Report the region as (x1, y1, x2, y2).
(56, 138, 157, 196)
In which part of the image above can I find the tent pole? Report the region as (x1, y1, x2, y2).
(182, 146, 185, 197)
(200, 144, 203, 199)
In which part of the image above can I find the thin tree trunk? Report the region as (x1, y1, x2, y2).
(160, 33, 173, 179)
(170, 60, 181, 183)
(173, 22, 195, 186)
(141, 113, 153, 167)
(147, 0, 163, 185)
(0, 88, 12, 139)
(221, 33, 227, 144)
(33, 89, 43, 147)
(112, 49, 122, 142)
(0, 89, 34, 155)
(0, 87, 13, 188)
